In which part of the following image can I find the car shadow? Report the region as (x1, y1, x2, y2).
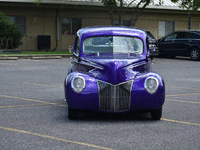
(67, 110, 156, 122)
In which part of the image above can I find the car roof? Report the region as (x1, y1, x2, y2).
(175, 30, 200, 34)
(77, 26, 147, 39)
(165, 30, 200, 37)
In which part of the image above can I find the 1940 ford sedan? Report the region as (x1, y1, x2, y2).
(64, 26, 165, 120)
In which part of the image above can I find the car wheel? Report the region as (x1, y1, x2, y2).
(68, 106, 78, 120)
(191, 48, 200, 61)
(151, 107, 162, 120)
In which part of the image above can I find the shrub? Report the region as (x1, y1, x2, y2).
(0, 12, 23, 49)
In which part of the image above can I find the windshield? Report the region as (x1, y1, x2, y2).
(83, 36, 143, 55)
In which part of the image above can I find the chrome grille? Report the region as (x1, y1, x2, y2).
(97, 80, 133, 112)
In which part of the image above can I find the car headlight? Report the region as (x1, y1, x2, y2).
(144, 77, 159, 94)
(149, 44, 156, 48)
(149, 44, 153, 47)
(71, 76, 85, 93)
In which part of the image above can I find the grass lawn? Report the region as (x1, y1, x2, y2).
(0, 51, 72, 55)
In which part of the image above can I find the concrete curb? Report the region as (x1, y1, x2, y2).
(0, 54, 72, 60)
(31, 56, 62, 60)
(0, 57, 18, 60)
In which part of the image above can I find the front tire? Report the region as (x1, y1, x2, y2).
(68, 106, 78, 120)
(191, 48, 200, 61)
(151, 107, 162, 120)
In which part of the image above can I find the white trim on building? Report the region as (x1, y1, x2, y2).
(1, 0, 199, 11)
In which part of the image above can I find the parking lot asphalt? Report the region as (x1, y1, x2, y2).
(0, 57, 200, 150)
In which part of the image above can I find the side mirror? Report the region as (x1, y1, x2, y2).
(68, 46, 74, 53)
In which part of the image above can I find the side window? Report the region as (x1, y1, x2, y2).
(164, 33, 178, 41)
(62, 18, 81, 35)
(114, 19, 131, 26)
(179, 32, 190, 39)
(8, 16, 26, 34)
(176, 32, 189, 39)
(189, 33, 200, 39)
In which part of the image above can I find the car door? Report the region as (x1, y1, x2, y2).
(158, 32, 178, 55)
(174, 32, 190, 56)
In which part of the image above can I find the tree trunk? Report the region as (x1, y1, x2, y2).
(130, 0, 150, 27)
(108, 7, 114, 25)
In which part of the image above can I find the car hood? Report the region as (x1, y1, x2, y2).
(81, 54, 149, 84)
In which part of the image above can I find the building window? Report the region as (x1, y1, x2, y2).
(8, 16, 26, 34)
(159, 21, 174, 37)
(114, 19, 131, 26)
(62, 18, 81, 35)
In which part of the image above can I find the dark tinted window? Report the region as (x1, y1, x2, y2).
(177, 32, 190, 39)
(164, 33, 178, 41)
(176, 32, 200, 39)
(189, 33, 200, 39)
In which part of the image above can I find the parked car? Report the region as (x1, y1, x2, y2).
(146, 31, 159, 57)
(158, 30, 200, 60)
(64, 26, 165, 120)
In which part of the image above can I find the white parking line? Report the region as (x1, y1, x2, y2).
(161, 118, 200, 126)
(166, 99, 200, 104)
(23, 82, 63, 88)
(166, 93, 200, 97)
(0, 126, 115, 150)
(166, 86, 200, 91)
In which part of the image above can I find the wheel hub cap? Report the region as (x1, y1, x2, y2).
(192, 51, 198, 59)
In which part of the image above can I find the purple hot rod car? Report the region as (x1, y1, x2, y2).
(64, 26, 165, 120)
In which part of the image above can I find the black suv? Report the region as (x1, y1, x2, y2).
(158, 31, 200, 60)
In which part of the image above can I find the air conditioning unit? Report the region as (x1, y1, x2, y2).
(37, 35, 51, 51)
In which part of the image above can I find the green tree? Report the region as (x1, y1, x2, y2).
(103, 0, 199, 26)
(34, 0, 41, 6)
(0, 12, 23, 49)
(178, 0, 200, 29)
(179, 0, 200, 11)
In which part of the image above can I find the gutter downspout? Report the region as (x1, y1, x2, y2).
(188, 12, 192, 30)
(52, 9, 59, 51)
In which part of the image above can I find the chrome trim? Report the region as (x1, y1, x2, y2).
(65, 74, 70, 86)
(89, 68, 97, 73)
(97, 79, 134, 86)
(81, 58, 104, 70)
(97, 79, 134, 112)
(127, 61, 148, 70)
(72, 58, 104, 70)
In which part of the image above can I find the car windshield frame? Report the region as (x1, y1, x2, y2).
(82, 36, 144, 55)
